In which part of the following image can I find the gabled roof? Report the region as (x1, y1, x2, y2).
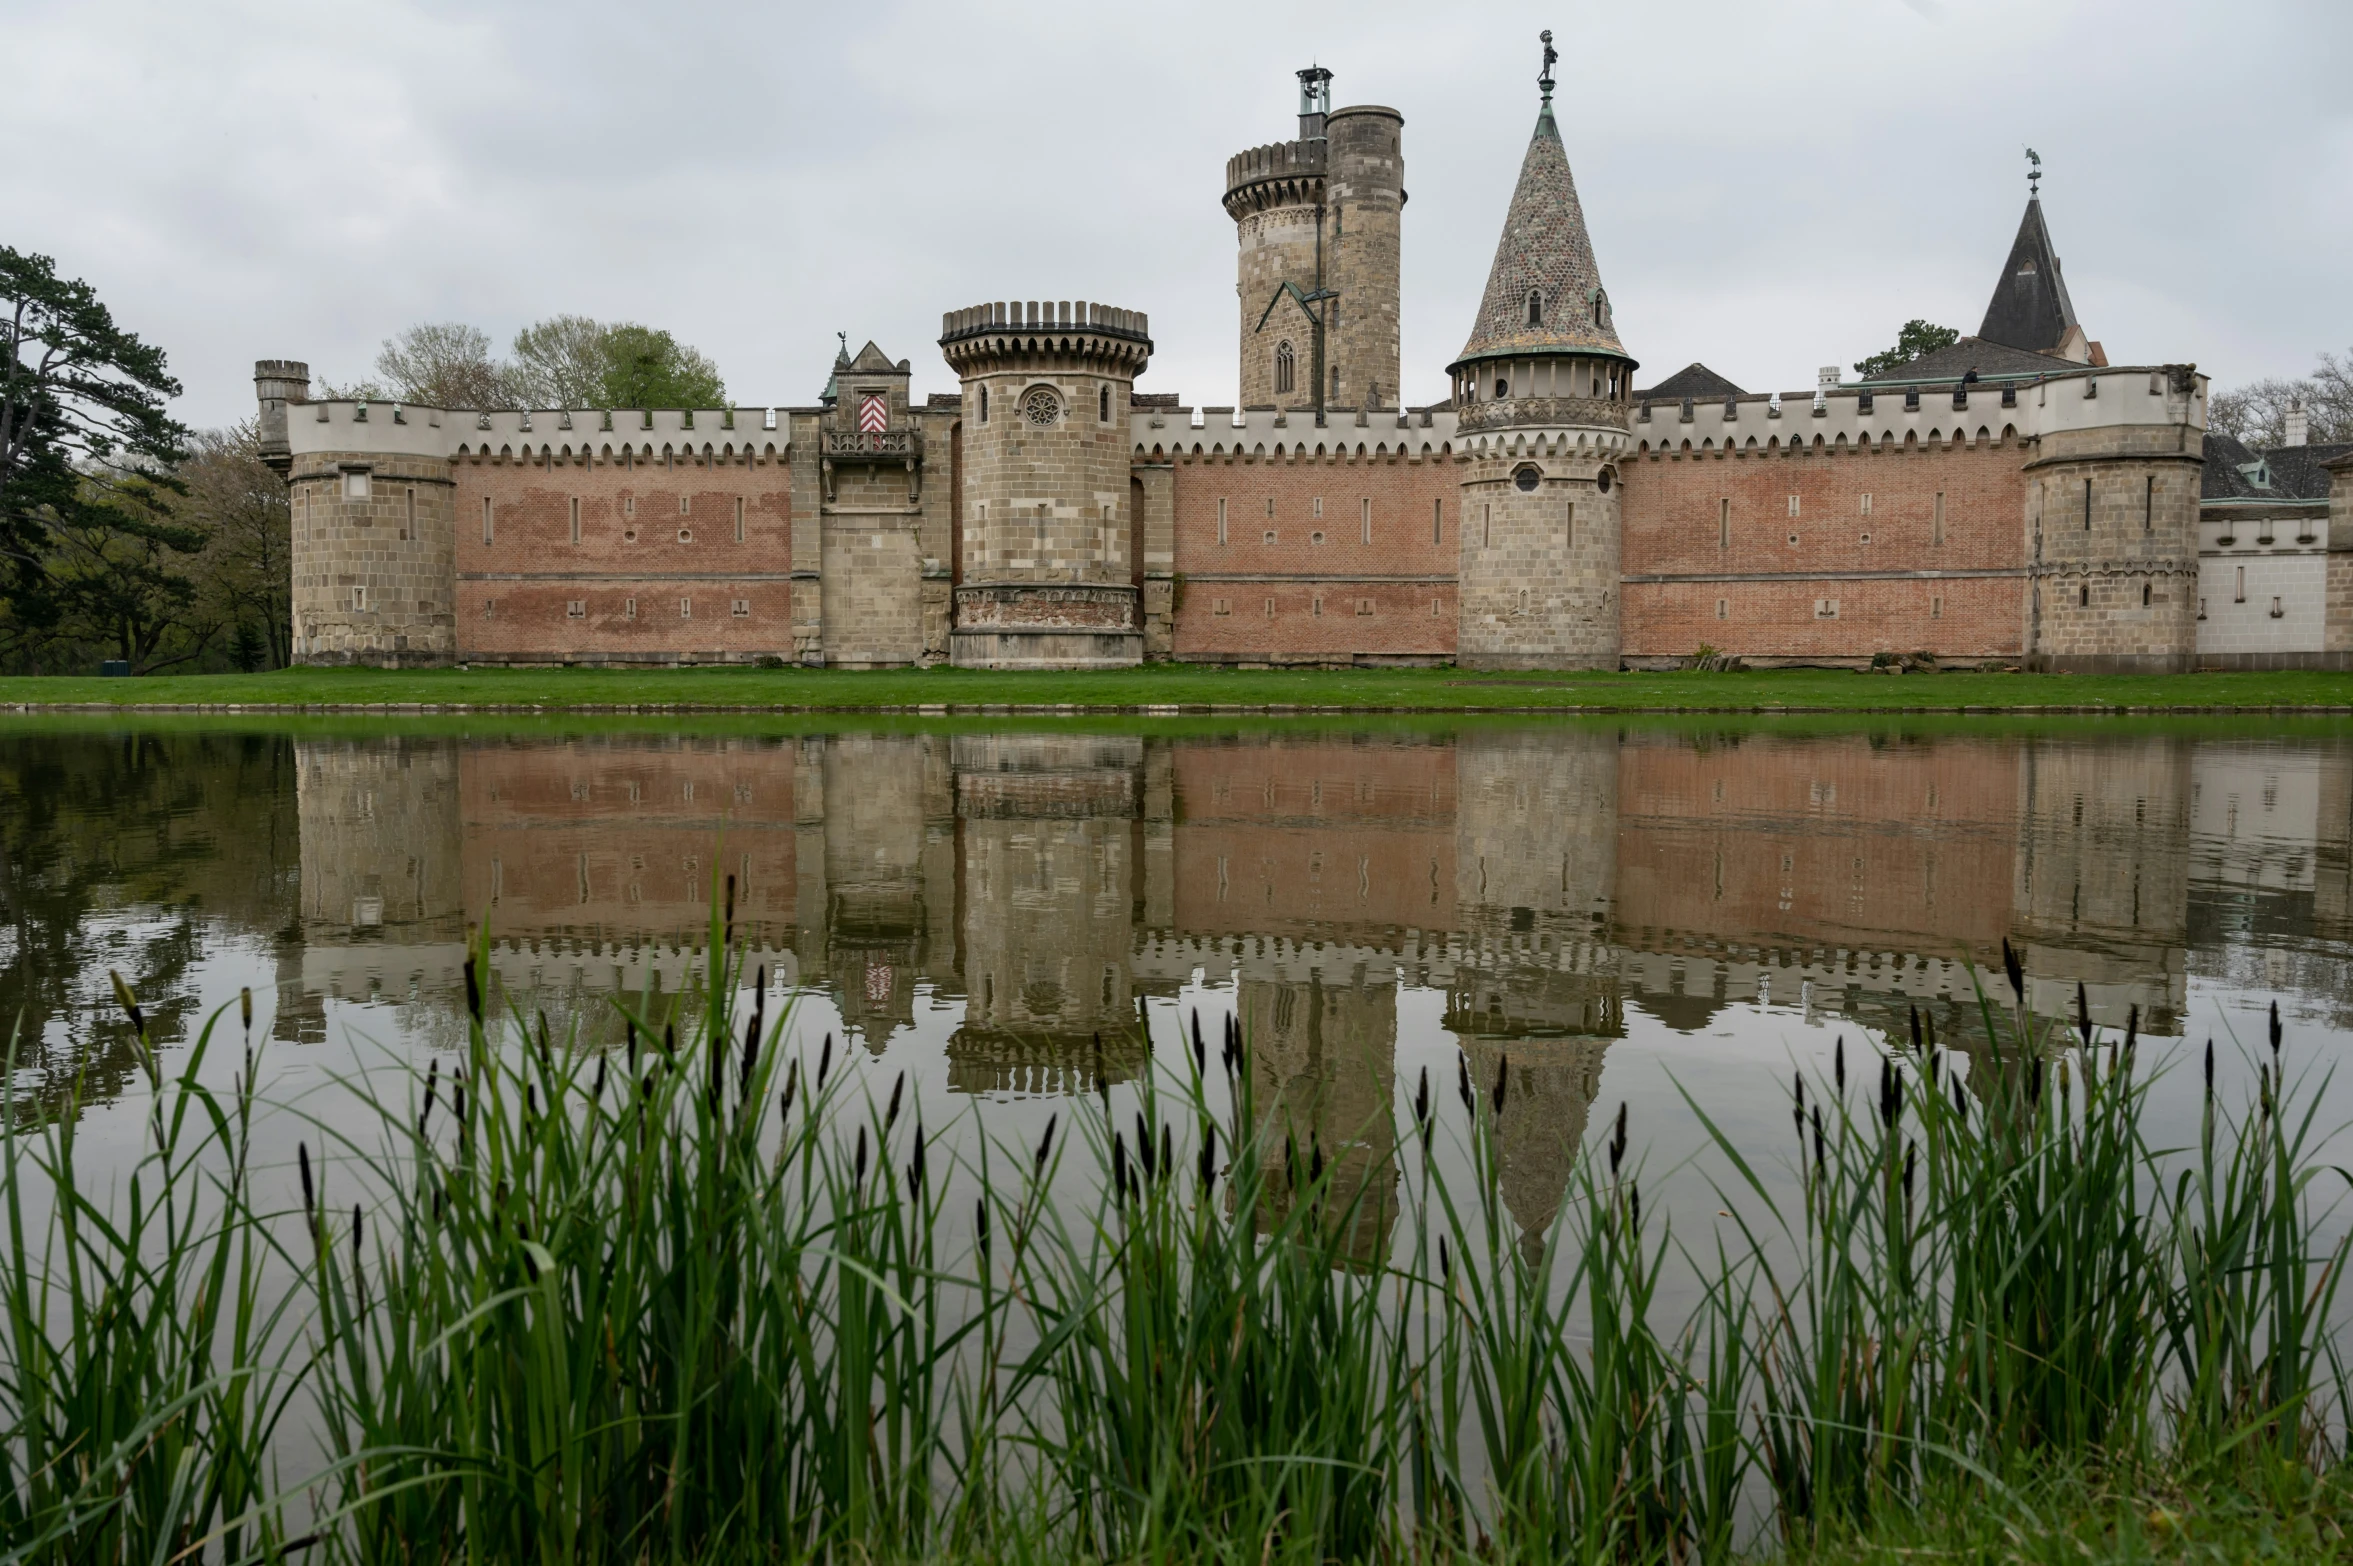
(2200, 433, 2353, 503)
(1859, 335, 2077, 385)
(1634, 363, 1744, 403)
(1450, 93, 1629, 370)
(846, 340, 905, 375)
(1978, 196, 2080, 354)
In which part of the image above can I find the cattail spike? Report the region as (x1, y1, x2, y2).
(240, 986, 253, 1031)
(817, 1032, 832, 1091)
(2001, 937, 2025, 1005)
(462, 957, 481, 1023)
(2076, 981, 2091, 1049)
(1159, 1122, 1172, 1186)
(854, 1126, 868, 1191)
(1456, 1053, 1473, 1116)
(976, 1198, 991, 1261)
(298, 1140, 315, 1218)
(886, 1071, 905, 1133)
(2270, 1000, 2282, 1059)
(1834, 1036, 1846, 1095)
(1493, 1055, 1509, 1115)
(1035, 1111, 1057, 1174)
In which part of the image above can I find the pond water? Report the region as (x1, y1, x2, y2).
(7, 716, 2353, 1266)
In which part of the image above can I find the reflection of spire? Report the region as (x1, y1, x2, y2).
(1242, 967, 1399, 1268)
(1460, 1036, 1612, 1268)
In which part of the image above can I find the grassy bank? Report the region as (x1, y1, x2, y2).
(2, 661, 2351, 713)
(6, 921, 2349, 1563)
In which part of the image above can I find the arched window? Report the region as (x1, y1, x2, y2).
(1274, 341, 1295, 396)
(1526, 289, 1544, 327)
(1592, 290, 1607, 328)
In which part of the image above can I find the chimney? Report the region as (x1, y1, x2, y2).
(254, 359, 309, 475)
(2285, 402, 2309, 448)
(1815, 364, 1839, 411)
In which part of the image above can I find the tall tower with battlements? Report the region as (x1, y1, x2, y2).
(939, 301, 1153, 669)
(1224, 68, 1404, 414)
(1449, 35, 1636, 671)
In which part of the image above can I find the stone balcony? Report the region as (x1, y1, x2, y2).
(822, 429, 921, 460)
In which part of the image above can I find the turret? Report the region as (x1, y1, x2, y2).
(253, 359, 308, 475)
(938, 301, 1152, 669)
(1224, 68, 1403, 414)
(1449, 33, 1636, 671)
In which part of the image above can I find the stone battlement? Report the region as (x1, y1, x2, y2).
(285, 400, 795, 464)
(1631, 365, 2205, 460)
(939, 300, 1149, 341)
(1129, 404, 1459, 462)
(1222, 137, 1326, 215)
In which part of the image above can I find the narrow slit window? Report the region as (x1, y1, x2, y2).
(2235, 566, 2246, 603)
(1100, 384, 1110, 422)
(569, 496, 580, 545)
(624, 597, 637, 620)
(1361, 497, 1371, 544)
(482, 496, 493, 544)
(2142, 582, 2151, 607)
(1931, 595, 1943, 619)
(1217, 497, 1228, 545)
(680, 597, 693, 618)
(2144, 475, 2154, 531)
(404, 487, 416, 539)
(1716, 598, 1728, 620)
(1433, 498, 1443, 544)
(1482, 502, 1491, 548)
(1718, 497, 1730, 548)
(1933, 492, 1945, 546)
(2084, 478, 2093, 530)
(735, 497, 745, 542)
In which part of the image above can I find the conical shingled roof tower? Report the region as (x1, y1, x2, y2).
(1449, 33, 1635, 675)
(1449, 57, 1629, 373)
(1977, 193, 2080, 355)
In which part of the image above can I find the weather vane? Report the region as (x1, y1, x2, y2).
(2025, 147, 2042, 197)
(1538, 29, 1557, 102)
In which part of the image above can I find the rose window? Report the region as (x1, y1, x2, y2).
(1022, 388, 1060, 426)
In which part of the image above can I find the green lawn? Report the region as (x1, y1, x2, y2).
(0, 662, 2348, 712)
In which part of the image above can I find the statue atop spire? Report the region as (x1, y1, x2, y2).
(1538, 29, 1557, 103)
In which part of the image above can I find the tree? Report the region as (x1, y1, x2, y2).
(0, 245, 187, 648)
(176, 422, 292, 669)
(509, 314, 612, 408)
(1854, 320, 1961, 380)
(367, 321, 515, 409)
(40, 469, 219, 673)
(596, 323, 726, 410)
(2209, 348, 2353, 449)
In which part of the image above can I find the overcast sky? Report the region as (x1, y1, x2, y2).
(6, 0, 2347, 429)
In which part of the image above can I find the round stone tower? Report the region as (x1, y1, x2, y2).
(1449, 37, 1636, 671)
(1224, 68, 1403, 413)
(938, 301, 1152, 669)
(262, 360, 459, 667)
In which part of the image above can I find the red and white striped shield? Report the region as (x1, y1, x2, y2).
(857, 394, 887, 434)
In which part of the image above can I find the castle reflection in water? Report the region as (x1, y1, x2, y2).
(276, 723, 2353, 1256)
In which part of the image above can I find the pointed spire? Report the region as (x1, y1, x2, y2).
(1977, 187, 2079, 354)
(1450, 34, 1627, 372)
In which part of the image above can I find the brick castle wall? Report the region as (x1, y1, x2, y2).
(1620, 430, 2029, 665)
(1167, 446, 1456, 662)
(450, 446, 792, 663)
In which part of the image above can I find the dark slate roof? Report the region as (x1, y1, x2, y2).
(1859, 335, 2076, 385)
(1450, 95, 1628, 370)
(1978, 196, 2080, 353)
(1634, 363, 1744, 402)
(2200, 433, 2353, 502)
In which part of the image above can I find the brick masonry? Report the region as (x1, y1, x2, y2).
(1167, 446, 1456, 662)
(1621, 431, 2030, 664)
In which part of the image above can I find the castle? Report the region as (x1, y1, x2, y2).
(257, 46, 2353, 673)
